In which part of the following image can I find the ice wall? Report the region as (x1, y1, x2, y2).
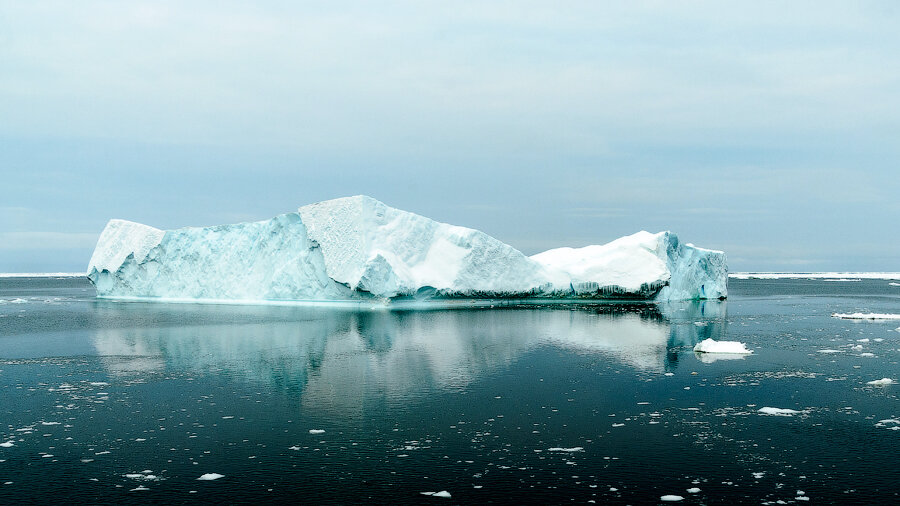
(87, 196, 727, 303)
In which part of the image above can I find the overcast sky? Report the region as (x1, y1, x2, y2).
(1, 1, 898, 272)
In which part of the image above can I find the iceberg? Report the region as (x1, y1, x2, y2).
(86, 196, 727, 305)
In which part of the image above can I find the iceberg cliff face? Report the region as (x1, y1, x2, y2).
(86, 196, 727, 304)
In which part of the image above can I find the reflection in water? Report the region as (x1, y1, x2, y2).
(91, 301, 726, 410)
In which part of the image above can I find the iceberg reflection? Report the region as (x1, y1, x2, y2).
(90, 301, 727, 403)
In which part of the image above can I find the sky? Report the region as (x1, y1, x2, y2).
(1, 1, 898, 273)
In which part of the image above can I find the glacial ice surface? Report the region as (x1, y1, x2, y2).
(86, 196, 727, 304)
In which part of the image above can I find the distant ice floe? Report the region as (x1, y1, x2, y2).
(0, 273, 83, 278)
(660, 495, 684, 502)
(875, 419, 900, 430)
(546, 447, 583, 452)
(758, 407, 804, 416)
(730, 272, 900, 280)
(308, 429, 325, 435)
(693, 339, 752, 354)
(0, 442, 14, 448)
(866, 378, 895, 387)
(196, 473, 224, 481)
(831, 313, 900, 320)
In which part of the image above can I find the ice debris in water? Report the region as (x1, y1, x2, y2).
(693, 339, 752, 354)
(687, 488, 701, 494)
(420, 491, 452, 498)
(832, 313, 900, 320)
(308, 429, 325, 435)
(197, 473, 225, 481)
(0, 442, 14, 448)
(758, 407, 803, 416)
(866, 378, 895, 387)
(660, 495, 684, 501)
(547, 447, 584, 452)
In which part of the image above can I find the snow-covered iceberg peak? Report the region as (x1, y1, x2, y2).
(86, 196, 727, 304)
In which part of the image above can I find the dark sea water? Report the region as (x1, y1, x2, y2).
(0, 277, 898, 504)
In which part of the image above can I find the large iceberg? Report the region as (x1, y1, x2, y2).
(86, 196, 727, 305)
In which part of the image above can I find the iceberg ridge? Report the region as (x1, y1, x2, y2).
(86, 196, 727, 304)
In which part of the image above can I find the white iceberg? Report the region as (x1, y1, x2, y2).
(693, 338, 752, 354)
(86, 196, 727, 305)
(866, 378, 895, 387)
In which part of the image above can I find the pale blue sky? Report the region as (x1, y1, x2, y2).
(1, 1, 898, 272)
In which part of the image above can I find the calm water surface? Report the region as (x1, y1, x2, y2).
(0, 277, 898, 504)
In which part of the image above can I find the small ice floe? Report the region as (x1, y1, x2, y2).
(866, 378, 895, 387)
(817, 349, 842, 354)
(420, 491, 451, 498)
(308, 429, 325, 435)
(0, 442, 14, 448)
(129, 486, 149, 491)
(197, 473, 224, 481)
(693, 339, 752, 354)
(874, 419, 900, 430)
(758, 407, 803, 416)
(687, 487, 701, 494)
(859, 353, 875, 358)
(660, 495, 684, 501)
(547, 447, 583, 452)
(832, 313, 900, 320)
(41, 422, 60, 426)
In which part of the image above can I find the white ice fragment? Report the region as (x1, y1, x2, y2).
(859, 353, 875, 357)
(693, 339, 752, 354)
(0, 442, 14, 448)
(832, 313, 900, 320)
(420, 491, 451, 498)
(547, 447, 584, 452)
(817, 349, 842, 354)
(758, 407, 802, 416)
(857, 339, 870, 343)
(197, 473, 224, 481)
(660, 495, 684, 502)
(866, 378, 895, 386)
(308, 429, 325, 435)
(687, 487, 701, 493)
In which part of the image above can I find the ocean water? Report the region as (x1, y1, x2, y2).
(0, 277, 898, 504)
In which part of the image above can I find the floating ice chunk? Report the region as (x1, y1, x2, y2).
(866, 378, 895, 387)
(687, 487, 701, 493)
(0, 442, 14, 448)
(197, 473, 224, 481)
(859, 353, 875, 357)
(660, 495, 684, 501)
(420, 491, 451, 498)
(547, 447, 584, 452)
(308, 429, 325, 435)
(832, 313, 900, 320)
(130, 486, 149, 491)
(817, 349, 842, 354)
(693, 339, 752, 354)
(758, 407, 802, 416)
